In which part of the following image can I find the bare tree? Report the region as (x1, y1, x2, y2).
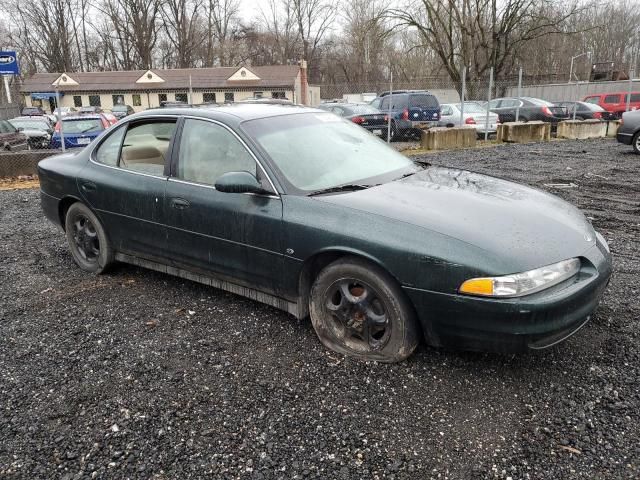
(204, 0, 241, 66)
(85, 0, 163, 70)
(389, 0, 586, 95)
(258, 0, 300, 64)
(291, 0, 336, 81)
(162, 0, 204, 68)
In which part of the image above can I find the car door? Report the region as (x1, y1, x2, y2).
(0, 120, 25, 150)
(603, 94, 622, 114)
(78, 117, 178, 259)
(164, 117, 284, 295)
(439, 105, 455, 126)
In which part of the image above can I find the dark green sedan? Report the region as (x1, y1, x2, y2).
(38, 105, 613, 362)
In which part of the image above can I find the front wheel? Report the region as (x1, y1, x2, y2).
(65, 202, 114, 273)
(633, 131, 640, 154)
(309, 258, 420, 363)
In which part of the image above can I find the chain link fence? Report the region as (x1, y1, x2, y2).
(1, 68, 635, 177)
(314, 68, 636, 141)
(0, 104, 21, 120)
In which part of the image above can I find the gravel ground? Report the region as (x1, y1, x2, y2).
(1, 138, 638, 479)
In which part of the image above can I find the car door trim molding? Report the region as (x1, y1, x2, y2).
(114, 252, 300, 317)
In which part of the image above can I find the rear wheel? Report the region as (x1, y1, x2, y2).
(65, 202, 114, 273)
(309, 258, 420, 363)
(381, 121, 397, 141)
(633, 131, 640, 154)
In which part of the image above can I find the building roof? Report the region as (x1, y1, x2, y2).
(21, 65, 301, 93)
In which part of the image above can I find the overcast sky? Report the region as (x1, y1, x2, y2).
(237, 0, 267, 24)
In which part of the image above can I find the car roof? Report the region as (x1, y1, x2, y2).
(62, 115, 104, 120)
(12, 116, 50, 121)
(586, 91, 640, 96)
(379, 90, 434, 97)
(131, 103, 324, 123)
(321, 102, 370, 107)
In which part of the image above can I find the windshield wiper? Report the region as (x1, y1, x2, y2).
(308, 184, 375, 196)
(394, 162, 431, 181)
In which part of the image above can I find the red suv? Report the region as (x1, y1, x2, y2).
(583, 92, 640, 118)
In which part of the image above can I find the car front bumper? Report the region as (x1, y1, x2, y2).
(404, 239, 613, 353)
(396, 120, 439, 130)
(616, 131, 634, 145)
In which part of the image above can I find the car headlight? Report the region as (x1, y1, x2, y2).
(459, 258, 581, 298)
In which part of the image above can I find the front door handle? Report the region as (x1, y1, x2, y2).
(170, 198, 190, 210)
(80, 181, 97, 193)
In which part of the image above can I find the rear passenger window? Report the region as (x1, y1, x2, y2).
(119, 121, 176, 176)
(95, 125, 125, 166)
(604, 95, 620, 104)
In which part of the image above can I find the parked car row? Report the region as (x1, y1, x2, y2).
(319, 88, 636, 142)
(5, 104, 135, 149)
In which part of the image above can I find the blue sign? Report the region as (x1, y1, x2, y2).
(0, 51, 19, 75)
(31, 92, 60, 100)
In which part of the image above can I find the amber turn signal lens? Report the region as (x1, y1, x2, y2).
(459, 278, 494, 296)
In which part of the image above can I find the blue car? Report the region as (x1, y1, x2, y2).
(370, 90, 441, 140)
(51, 115, 108, 149)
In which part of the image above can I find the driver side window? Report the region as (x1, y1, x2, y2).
(176, 119, 256, 186)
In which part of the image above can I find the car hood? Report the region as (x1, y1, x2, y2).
(20, 128, 49, 137)
(317, 166, 596, 272)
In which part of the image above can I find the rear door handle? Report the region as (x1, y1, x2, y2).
(170, 198, 190, 210)
(80, 181, 97, 193)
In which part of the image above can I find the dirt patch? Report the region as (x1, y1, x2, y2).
(0, 175, 40, 191)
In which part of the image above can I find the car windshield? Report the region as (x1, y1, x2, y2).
(62, 119, 104, 134)
(112, 106, 127, 111)
(242, 112, 417, 192)
(10, 119, 49, 130)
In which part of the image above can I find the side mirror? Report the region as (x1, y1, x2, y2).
(215, 171, 268, 194)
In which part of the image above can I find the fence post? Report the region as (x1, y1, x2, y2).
(515, 67, 522, 121)
(626, 70, 633, 112)
(484, 67, 494, 141)
(2, 76, 12, 103)
(386, 70, 393, 143)
(55, 86, 65, 153)
(460, 66, 466, 126)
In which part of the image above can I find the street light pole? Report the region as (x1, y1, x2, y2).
(569, 52, 591, 83)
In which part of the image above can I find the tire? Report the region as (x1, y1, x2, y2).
(633, 131, 640, 155)
(65, 202, 114, 273)
(381, 121, 397, 142)
(309, 257, 420, 363)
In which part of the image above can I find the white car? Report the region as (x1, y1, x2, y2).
(438, 102, 500, 138)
